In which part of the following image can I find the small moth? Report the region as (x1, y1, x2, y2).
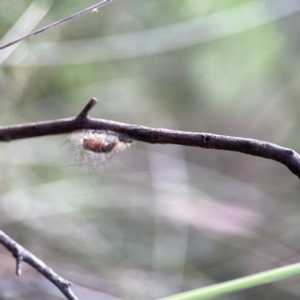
(68, 130, 133, 168)
(83, 139, 117, 153)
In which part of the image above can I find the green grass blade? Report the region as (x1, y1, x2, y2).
(158, 262, 300, 300)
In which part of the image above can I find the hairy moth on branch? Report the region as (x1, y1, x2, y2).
(68, 130, 133, 168)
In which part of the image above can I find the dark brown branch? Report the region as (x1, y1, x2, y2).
(0, 0, 113, 50)
(0, 98, 299, 179)
(0, 230, 78, 300)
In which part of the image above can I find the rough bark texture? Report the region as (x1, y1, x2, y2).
(0, 98, 299, 179)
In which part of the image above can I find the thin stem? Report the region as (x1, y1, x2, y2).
(0, 0, 113, 50)
(0, 230, 78, 300)
(158, 262, 300, 300)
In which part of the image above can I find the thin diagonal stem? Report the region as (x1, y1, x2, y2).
(0, 230, 78, 300)
(0, 0, 113, 50)
(158, 262, 300, 300)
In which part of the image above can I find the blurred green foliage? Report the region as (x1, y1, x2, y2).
(1, 1, 300, 299)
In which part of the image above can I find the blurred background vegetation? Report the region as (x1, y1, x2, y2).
(1, 0, 300, 299)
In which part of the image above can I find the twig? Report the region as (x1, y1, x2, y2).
(0, 230, 78, 300)
(0, 0, 113, 50)
(76, 97, 98, 120)
(0, 98, 299, 179)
